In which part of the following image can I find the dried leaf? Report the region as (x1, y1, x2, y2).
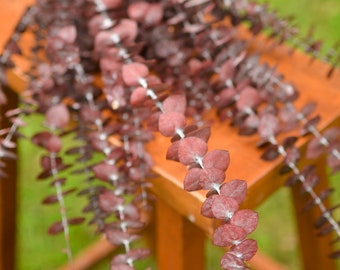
(201, 195, 218, 218)
(199, 168, 225, 190)
(178, 137, 208, 166)
(158, 112, 186, 137)
(186, 126, 211, 142)
(93, 163, 119, 182)
(42, 188, 76, 204)
(213, 223, 247, 247)
(230, 239, 258, 261)
(211, 196, 239, 220)
(163, 95, 186, 114)
(57, 25, 77, 44)
(230, 209, 258, 234)
(258, 114, 280, 140)
(122, 62, 149, 86)
(220, 252, 247, 270)
(203, 150, 230, 171)
(183, 168, 202, 191)
(236, 87, 261, 111)
(261, 145, 279, 161)
(99, 190, 125, 212)
(130, 87, 147, 106)
(220, 180, 247, 204)
(105, 229, 139, 246)
(111, 264, 134, 270)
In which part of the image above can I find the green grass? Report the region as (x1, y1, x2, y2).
(15, 1, 340, 269)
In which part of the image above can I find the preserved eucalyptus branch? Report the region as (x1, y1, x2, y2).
(0, 0, 339, 269)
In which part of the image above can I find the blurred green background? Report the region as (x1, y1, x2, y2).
(16, 0, 340, 269)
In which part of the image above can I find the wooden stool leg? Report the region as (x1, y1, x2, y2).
(0, 88, 18, 270)
(156, 199, 205, 270)
(291, 157, 336, 270)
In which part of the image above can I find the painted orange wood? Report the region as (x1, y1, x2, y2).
(156, 198, 205, 270)
(0, 88, 18, 270)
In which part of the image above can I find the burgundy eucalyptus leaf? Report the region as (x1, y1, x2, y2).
(105, 229, 140, 246)
(258, 114, 280, 140)
(230, 209, 258, 234)
(158, 111, 186, 137)
(285, 173, 300, 187)
(186, 126, 211, 142)
(122, 62, 149, 86)
(171, 124, 198, 142)
(130, 86, 148, 106)
(314, 207, 339, 229)
(218, 60, 236, 83)
(178, 137, 208, 166)
(201, 195, 218, 218)
(42, 188, 76, 204)
(45, 134, 62, 153)
(163, 95, 186, 114)
(111, 264, 134, 270)
(211, 196, 239, 220)
(0, 88, 7, 105)
(67, 217, 86, 225)
(213, 223, 247, 247)
(127, 2, 149, 23)
(284, 146, 301, 166)
(167, 12, 187, 25)
(239, 114, 259, 136)
(300, 102, 317, 118)
(220, 252, 247, 270)
(260, 145, 279, 161)
(119, 203, 141, 221)
(50, 177, 67, 186)
(327, 149, 340, 173)
(112, 19, 138, 43)
(93, 163, 119, 182)
(300, 115, 321, 136)
(220, 180, 247, 204)
(0, 144, 17, 159)
(323, 127, 340, 142)
(48, 221, 64, 235)
(99, 190, 125, 213)
(302, 188, 334, 212)
(306, 136, 326, 159)
(199, 168, 225, 190)
(329, 250, 340, 259)
(101, 0, 123, 9)
(317, 223, 337, 237)
(10, 117, 26, 127)
(56, 25, 77, 44)
(279, 105, 298, 131)
(203, 150, 230, 171)
(184, 168, 202, 191)
(215, 88, 237, 109)
(277, 82, 298, 102)
(230, 239, 258, 261)
(282, 136, 298, 149)
(37, 163, 71, 180)
(301, 171, 320, 193)
(32, 131, 62, 152)
(166, 140, 180, 161)
(143, 3, 163, 27)
(236, 87, 262, 112)
(1, 139, 16, 149)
